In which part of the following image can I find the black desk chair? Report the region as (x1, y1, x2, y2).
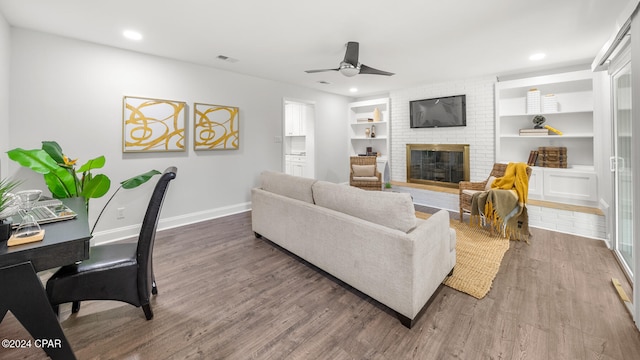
(46, 166, 177, 320)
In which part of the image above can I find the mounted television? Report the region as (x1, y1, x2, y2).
(410, 95, 466, 128)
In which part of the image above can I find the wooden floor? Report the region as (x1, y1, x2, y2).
(2, 209, 640, 360)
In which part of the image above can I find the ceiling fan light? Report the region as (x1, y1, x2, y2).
(339, 62, 360, 77)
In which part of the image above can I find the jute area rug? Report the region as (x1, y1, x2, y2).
(416, 211, 510, 299)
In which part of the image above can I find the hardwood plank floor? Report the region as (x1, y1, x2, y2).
(1, 209, 639, 360)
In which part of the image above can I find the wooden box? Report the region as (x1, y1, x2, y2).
(538, 146, 567, 168)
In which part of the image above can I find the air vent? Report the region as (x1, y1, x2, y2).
(216, 55, 239, 63)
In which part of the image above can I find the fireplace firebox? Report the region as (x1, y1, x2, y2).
(406, 144, 470, 188)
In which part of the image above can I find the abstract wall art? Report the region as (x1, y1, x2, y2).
(122, 96, 186, 152)
(193, 103, 239, 150)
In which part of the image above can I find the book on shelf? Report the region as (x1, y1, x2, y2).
(526, 150, 539, 166)
(519, 128, 549, 136)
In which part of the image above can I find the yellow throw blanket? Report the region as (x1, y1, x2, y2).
(491, 162, 529, 207)
(471, 162, 530, 241)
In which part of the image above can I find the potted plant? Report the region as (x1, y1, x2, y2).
(0, 177, 22, 242)
(7, 141, 160, 232)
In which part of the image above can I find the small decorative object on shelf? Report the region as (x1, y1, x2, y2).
(527, 88, 541, 114)
(538, 146, 567, 168)
(532, 115, 546, 128)
(544, 124, 563, 135)
(371, 124, 376, 138)
(542, 94, 558, 112)
(520, 115, 549, 136)
(373, 107, 381, 122)
(365, 128, 371, 137)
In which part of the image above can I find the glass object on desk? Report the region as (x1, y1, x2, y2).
(14, 190, 43, 239)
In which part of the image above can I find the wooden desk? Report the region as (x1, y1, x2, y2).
(0, 197, 91, 360)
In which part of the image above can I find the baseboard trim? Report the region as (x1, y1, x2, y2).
(92, 202, 252, 245)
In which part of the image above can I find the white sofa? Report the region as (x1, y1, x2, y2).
(251, 171, 456, 328)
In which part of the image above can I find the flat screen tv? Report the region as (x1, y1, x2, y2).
(410, 95, 466, 128)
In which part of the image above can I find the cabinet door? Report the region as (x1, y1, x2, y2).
(528, 167, 543, 199)
(542, 169, 597, 203)
(292, 163, 305, 177)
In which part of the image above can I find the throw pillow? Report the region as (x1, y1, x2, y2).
(352, 164, 375, 177)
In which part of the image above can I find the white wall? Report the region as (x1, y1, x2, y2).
(7, 28, 349, 244)
(0, 13, 9, 178)
(389, 77, 497, 182)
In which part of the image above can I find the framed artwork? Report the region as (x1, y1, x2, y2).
(122, 96, 186, 152)
(193, 103, 239, 150)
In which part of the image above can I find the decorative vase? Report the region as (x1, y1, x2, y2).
(370, 124, 376, 138)
(365, 128, 371, 137)
(373, 107, 381, 122)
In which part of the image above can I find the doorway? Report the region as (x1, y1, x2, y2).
(283, 99, 315, 178)
(610, 40, 634, 281)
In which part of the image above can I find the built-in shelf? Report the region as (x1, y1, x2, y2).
(495, 70, 598, 206)
(348, 98, 391, 182)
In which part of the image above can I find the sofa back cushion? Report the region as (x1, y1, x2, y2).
(312, 181, 417, 233)
(260, 171, 316, 203)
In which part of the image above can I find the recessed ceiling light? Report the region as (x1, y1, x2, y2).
(529, 53, 546, 61)
(349, 87, 358, 93)
(123, 30, 143, 41)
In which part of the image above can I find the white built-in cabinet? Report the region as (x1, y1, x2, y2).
(285, 105, 306, 136)
(347, 98, 390, 182)
(284, 100, 312, 178)
(495, 70, 598, 206)
(285, 155, 306, 177)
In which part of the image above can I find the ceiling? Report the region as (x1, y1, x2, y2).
(0, 0, 633, 97)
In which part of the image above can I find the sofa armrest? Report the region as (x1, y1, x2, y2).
(406, 209, 455, 317)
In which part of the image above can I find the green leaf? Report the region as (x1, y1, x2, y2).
(121, 170, 161, 189)
(81, 174, 111, 199)
(0, 177, 23, 213)
(41, 141, 65, 164)
(46, 166, 78, 196)
(7, 148, 61, 174)
(77, 156, 106, 173)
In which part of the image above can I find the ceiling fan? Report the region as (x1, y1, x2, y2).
(305, 42, 394, 77)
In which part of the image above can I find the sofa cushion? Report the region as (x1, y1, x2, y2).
(352, 164, 376, 177)
(312, 181, 417, 233)
(260, 171, 316, 203)
(353, 176, 379, 181)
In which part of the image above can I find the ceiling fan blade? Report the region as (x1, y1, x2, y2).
(343, 42, 359, 66)
(304, 68, 339, 73)
(359, 64, 395, 76)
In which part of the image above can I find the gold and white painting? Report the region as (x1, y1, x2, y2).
(193, 103, 239, 150)
(123, 96, 186, 152)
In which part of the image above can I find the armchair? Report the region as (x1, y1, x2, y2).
(459, 163, 531, 222)
(349, 156, 382, 191)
